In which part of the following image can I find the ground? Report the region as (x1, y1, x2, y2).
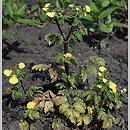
(2, 1, 128, 129)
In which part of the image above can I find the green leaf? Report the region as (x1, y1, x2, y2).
(45, 32, 64, 46)
(19, 120, 29, 130)
(52, 121, 60, 130)
(116, 100, 122, 109)
(31, 64, 52, 71)
(81, 68, 88, 83)
(101, 0, 110, 7)
(94, 95, 101, 105)
(83, 14, 93, 21)
(113, 22, 128, 28)
(59, 103, 70, 113)
(99, 6, 119, 19)
(89, 56, 105, 66)
(56, 0, 63, 7)
(13, 3, 18, 14)
(17, 19, 41, 25)
(89, 0, 99, 13)
(56, 96, 68, 106)
(100, 39, 107, 48)
(31, 4, 39, 12)
(2, 32, 14, 41)
(30, 123, 35, 130)
(86, 94, 93, 101)
(109, 103, 114, 110)
(87, 65, 97, 75)
(6, 1, 13, 17)
(102, 118, 113, 129)
(17, 4, 27, 16)
(99, 23, 113, 33)
(12, 89, 22, 100)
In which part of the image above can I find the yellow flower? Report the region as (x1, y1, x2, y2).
(42, 7, 48, 12)
(18, 62, 25, 69)
(4, 69, 12, 77)
(97, 85, 102, 88)
(110, 87, 117, 93)
(102, 78, 107, 83)
(9, 75, 19, 85)
(64, 53, 72, 58)
(27, 102, 36, 109)
(45, 3, 51, 8)
(46, 12, 55, 18)
(83, 12, 87, 16)
(69, 4, 74, 8)
(87, 106, 93, 114)
(109, 81, 116, 89)
(109, 81, 117, 93)
(98, 72, 102, 77)
(99, 66, 107, 72)
(121, 88, 127, 93)
(76, 7, 80, 11)
(85, 5, 90, 12)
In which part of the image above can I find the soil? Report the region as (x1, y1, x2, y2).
(2, 1, 128, 130)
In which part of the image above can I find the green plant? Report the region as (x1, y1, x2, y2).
(3, 0, 42, 29)
(82, 0, 128, 50)
(3, 2, 127, 130)
(4, 62, 26, 100)
(2, 0, 41, 41)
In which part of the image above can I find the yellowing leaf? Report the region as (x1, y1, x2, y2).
(44, 100, 54, 113)
(5, 88, 12, 95)
(31, 64, 51, 71)
(73, 110, 80, 118)
(59, 103, 70, 113)
(73, 101, 86, 113)
(56, 96, 68, 105)
(48, 68, 58, 83)
(77, 116, 83, 126)
(102, 118, 113, 129)
(69, 114, 76, 124)
(64, 108, 73, 118)
(19, 120, 29, 130)
(83, 115, 91, 125)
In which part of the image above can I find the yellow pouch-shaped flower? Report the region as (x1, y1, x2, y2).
(64, 53, 72, 58)
(27, 102, 36, 109)
(4, 69, 12, 77)
(98, 72, 102, 77)
(46, 12, 55, 18)
(87, 106, 93, 114)
(99, 66, 107, 72)
(45, 3, 50, 8)
(19, 62, 25, 69)
(85, 5, 90, 12)
(42, 7, 48, 12)
(9, 75, 19, 85)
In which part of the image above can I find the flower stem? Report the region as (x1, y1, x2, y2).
(55, 18, 73, 75)
(20, 81, 26, 96)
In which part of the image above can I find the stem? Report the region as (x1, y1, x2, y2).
(64, 26, 73, 75)
(55, 17, 73, 75)
(55, 19, 66, 40)
(20, 81, 26, 96)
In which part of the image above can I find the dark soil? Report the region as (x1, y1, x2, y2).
(2, 1, 128, 130)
